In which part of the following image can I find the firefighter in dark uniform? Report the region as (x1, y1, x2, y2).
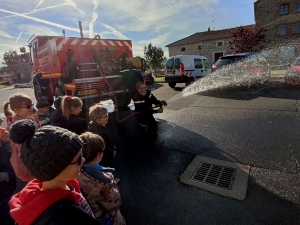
(119, 57, 144, 107)
(133, 81, 167, 138)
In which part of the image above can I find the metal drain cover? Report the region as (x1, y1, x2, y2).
(192, 162, 237, 190)
(180, 156, 250, 200)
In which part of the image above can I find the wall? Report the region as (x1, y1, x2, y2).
(168, 38, 231, 63)
(255, 0, 300, 63)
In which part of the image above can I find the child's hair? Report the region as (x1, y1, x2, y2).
(3, 93, 32, 118)
(88, 104, 108, 122)
(79, 132, 105, 164)
(62, 96, 83, 119)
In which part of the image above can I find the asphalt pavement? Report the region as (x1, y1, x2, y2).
(1, 82, 300, 224)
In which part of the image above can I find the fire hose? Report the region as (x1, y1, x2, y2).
(96, 66, 140, 123)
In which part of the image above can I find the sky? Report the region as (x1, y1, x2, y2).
(0, 0, 255, 62)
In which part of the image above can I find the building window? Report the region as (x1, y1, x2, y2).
(280, 4, 289, 15)
(278, 25, 287, 36)
(198, 44, 202, 49)
(216, 41, 224, 47)
(296, 2, 300, 12)
(181, 47, 185, 51)
(293, 24, 300, 34)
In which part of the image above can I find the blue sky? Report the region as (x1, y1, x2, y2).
(0, 0, 255, 61)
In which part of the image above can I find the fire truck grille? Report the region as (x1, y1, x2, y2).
(76, 82, 105, 91)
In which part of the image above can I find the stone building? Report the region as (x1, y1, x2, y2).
(255, 0, 300, 64)
(165, 28, 234, 63)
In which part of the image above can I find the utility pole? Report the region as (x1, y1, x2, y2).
(78, 21, 84, 38)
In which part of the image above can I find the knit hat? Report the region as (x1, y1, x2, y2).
(36, 97, 50, 108)
(54, 96, 63, 109)
(9, 119, 83, 181)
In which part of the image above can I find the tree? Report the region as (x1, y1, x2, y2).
(2, 50, 19, 74)
(144, 43, 164, 74)
(229, 25, 265, 54)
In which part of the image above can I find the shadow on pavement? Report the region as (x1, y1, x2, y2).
(14, 111, 300, 224)
(108, 115, 300, 225)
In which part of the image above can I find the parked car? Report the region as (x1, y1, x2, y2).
(284, 55, 300, 86)
(211, 52, 270, 83)
(165, 55, 212, 88)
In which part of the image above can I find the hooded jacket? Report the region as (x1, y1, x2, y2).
(78, 166, 125, 225)
(9, 179, 99, 225)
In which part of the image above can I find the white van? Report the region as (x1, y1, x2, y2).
(165, 55, 212, 88)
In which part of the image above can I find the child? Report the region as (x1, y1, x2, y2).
(36, 97, 51, 126)
(3, 93, 41, 182)
(8, 119, 99, 225)
(51, 96, 66, 128)
(78, 132, 125, 225)
(88, 104, 116, 167)
(62, 96, 87, 135)
(0, 117, 16, 225)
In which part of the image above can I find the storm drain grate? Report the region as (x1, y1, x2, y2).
(180, 156, 250, 200)
(191, 161, 237, 190)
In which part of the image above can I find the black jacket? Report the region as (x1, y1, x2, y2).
(133, 90, 160, 115)
(88, 122, 115, 149)
(0, 141, 16, 203)
(88, 122, 115, 167)
(51, 109, 67, 128)
(32, 199, 99, 225)
(120, 68, 144, 92)
(65, 115, 87, 135)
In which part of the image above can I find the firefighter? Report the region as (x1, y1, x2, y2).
(133, 81, 167, 139)
(120, 56, 144, 99)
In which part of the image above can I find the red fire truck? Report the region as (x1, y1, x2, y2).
(20, 35, 152, 107)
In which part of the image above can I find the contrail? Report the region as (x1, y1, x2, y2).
(64, 0, 84, 15)
(16, 31, 23, 43)
(35, 0, 45, 9)
(0, 30, 13, 39)
(101, 23, 128, 39)
(0, 3, 67, 20)
(89, 0, 100, 38)
(0, 8, 90, 35)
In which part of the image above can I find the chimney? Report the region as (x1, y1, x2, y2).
(208, 27, 210, 31)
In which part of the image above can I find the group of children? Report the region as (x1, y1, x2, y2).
(0, 93, 125, 225)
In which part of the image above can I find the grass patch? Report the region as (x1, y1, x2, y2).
(271, 70, 286, 78)
(0, 85, 6, 89)
(154, 77, 165, 82)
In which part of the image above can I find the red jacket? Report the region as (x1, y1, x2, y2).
(9, 179, 97, 225)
